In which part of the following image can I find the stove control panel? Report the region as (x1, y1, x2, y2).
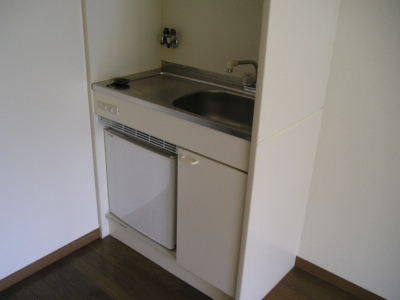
(98, 101, 119, 115)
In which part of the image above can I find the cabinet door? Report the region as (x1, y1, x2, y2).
(176, 148, 247, 297)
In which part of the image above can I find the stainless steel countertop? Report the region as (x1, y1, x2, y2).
(92, 69, 254, 140)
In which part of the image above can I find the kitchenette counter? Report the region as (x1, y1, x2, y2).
(92, 68, 254, 141)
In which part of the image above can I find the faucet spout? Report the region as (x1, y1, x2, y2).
(226, 60, 238, 73)
(226, 60, 258, 82)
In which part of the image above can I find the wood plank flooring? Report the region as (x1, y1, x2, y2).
(0, 236, 360, 300)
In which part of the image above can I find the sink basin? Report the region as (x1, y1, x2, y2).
(173, 91, 254, 129)
(93, 70, 255, 140)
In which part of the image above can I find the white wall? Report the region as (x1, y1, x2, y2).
(161, 0, 263, 77)
(84, 0, 162, 237)
(85, 0, 162, 83)
(0, 0, 98, 279)
(299, 1, 400, 299)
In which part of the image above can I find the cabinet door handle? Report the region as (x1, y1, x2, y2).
(180, 155, 199, 165)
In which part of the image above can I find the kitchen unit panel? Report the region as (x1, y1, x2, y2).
(93, 91, 250, 172)
(176, 148, 247, 297)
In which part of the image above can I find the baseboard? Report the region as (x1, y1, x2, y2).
(295, 257, 385, 300)
(0, 229, 100, 292)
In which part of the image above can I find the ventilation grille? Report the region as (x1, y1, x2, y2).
(99, 116, 177, 153)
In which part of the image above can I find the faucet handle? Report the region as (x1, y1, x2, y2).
(161, 28, 169, 45)
(161, 28, 178, 48)
(241, 72, 255, 86)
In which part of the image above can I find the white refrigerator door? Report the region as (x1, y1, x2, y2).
(104, 129, 177, 249)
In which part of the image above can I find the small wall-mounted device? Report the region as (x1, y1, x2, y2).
(160, 28, 179, 49)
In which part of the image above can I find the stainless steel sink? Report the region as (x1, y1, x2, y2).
(93, 69, 255, 140)
(173, 91, 254, 129)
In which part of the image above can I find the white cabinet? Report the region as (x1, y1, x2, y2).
(176, 148, 247, 297)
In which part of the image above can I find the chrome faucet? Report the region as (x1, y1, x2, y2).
(226, 60, 258, 93)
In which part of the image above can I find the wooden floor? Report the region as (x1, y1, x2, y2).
(0, 236, 360, 300)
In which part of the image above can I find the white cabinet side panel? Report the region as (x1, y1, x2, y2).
(256, 0, 339, 142)
(237, 111, 323, 299)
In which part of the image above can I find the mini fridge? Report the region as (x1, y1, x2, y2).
(104, 128, 177, 249)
